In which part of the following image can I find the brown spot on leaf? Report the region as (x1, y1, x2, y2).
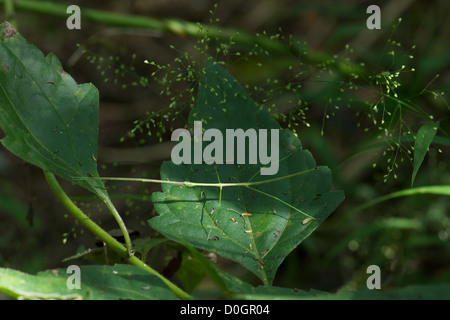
(1, 64, 9, 72)
(2, 21, 17, 38)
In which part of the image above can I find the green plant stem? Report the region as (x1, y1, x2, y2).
(1, 0, 367, 78)
(246, 186, 316, 220)
(4, 0, 16, 27)
(349, 185, 450, 215)
(90, 167, 319, 188)
(96, 191, 133, 256)
(43, 170, 193, 300)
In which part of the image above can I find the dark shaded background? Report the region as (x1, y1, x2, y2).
(0, 0, 449, 296)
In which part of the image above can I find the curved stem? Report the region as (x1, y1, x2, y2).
(246, 186, 316, 220)
(96, 191, 132, 256)
(44, 171, 128, 257)
(43, 170, 193, 300)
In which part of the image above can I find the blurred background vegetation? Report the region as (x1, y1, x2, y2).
(0, 0, 449, 296)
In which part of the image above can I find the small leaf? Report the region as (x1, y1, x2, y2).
(411, 122, 439, 186)
(0, 265, 178, 300)
(0, 21, 105, 196)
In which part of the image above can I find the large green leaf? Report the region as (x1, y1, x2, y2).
(149, 58, 344, 284)
(0, 264, 177, 300)
(0, 21, 104, 195)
